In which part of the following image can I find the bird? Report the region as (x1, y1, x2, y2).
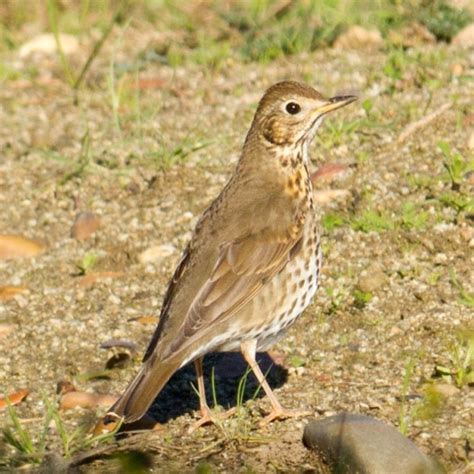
(101, 81, 356, 430)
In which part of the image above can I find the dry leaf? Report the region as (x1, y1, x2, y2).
(134, 315, 158, 325)
(0, 235, 45, 259)
(0, 389, 30, 410)
(133, 78, 166, 90)
(311, 163, 348, 186)
(313, 189, 351, 204)
(0, 286, 27, 301)
(0, 324, 16, 339)
(59, 391, 118, 411)
(77, 271, 124, 288)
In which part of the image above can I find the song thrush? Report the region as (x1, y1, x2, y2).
(103, 81, 356, 429)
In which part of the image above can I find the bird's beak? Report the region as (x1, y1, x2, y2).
(315, 95, 358, 115)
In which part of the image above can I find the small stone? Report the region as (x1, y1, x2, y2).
(138, 244, 176, 264)
(19, 33, 79, 58)
(452, 23, 474, 48)
(71, 212, 101, 241)
(432, 383, 459, 398)
(434, 253, 448, 265)
(334, 26, 383, 51)
(303, 413, 443, 474)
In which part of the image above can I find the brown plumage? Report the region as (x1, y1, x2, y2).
(103, 81, 356, 428)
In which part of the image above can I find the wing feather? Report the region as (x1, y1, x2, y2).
(163, 232, 302, 358)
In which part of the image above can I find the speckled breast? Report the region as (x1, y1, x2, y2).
(216, 214, 322, 353)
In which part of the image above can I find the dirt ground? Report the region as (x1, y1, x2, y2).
(0, 27, 473, 473)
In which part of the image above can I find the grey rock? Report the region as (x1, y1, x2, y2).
(303, 413, 443, 474)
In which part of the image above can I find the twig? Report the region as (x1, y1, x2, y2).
(398, 102, 451, 143)
(73, 6, 125, 96)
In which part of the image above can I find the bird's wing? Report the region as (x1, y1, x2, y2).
(161, 228, 303, 358)
(142, 245, 191, 361)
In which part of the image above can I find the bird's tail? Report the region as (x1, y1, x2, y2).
(105, 358, 180, 424)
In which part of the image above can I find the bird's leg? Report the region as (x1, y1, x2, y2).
(190, 357, 213, 431)
(189, 357, 235, 433)
(240, 340, 310, 425)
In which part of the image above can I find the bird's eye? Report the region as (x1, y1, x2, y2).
(285, 102, 301, 115)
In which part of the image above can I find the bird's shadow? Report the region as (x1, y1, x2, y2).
(147, 352, 287, 424)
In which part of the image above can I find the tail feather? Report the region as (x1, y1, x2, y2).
(107, 358, 179, 423)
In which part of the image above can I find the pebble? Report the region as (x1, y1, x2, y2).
(138, 244, 176, 264)
(19, 33, 79, 58)
(303, 413, 443, 474)
(71, 212, 101, 241)
(434, 253, 448, 265)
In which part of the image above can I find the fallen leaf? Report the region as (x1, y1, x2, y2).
(77, 271, 124, 288)
(0, 286, 27, 301)
(0, 324, 16, 339)
(133, 78, 166, 90)
(0, 235, 45, 259)
(59, 391, 118, 411)
(0, 389, 30, 410)
(129, 315, 157, 325)
(311, 163, 348, 186)
(313, 189, 351, 204)
(71, 212, 101, 241)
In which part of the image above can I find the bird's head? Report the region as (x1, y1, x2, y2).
(249, 81, 357, 147)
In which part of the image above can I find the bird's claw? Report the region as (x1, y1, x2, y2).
(259, 407, 311, 426)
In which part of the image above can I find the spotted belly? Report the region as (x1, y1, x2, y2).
(220, 226, 322, 352)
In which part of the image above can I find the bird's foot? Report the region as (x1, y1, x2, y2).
(188, 405, 236, 433)
(259, 407, 311, 426)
